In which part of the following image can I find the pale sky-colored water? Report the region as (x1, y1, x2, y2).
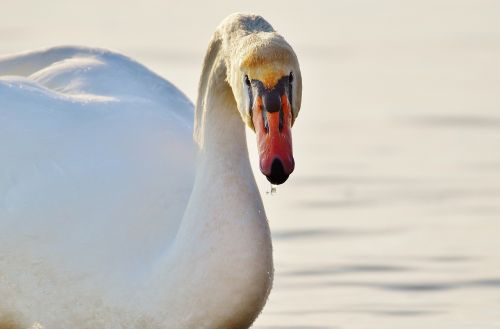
(2, 1, 500, 328)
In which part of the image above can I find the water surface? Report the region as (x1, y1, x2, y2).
(1, 1, 500, 328)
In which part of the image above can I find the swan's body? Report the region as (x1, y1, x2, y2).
(0, 14, 301, 329)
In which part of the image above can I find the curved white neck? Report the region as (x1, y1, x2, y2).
(150, 35, 273, 328)
(195, 56, 249, 174)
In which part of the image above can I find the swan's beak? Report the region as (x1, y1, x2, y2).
(252, 90, 294, 185)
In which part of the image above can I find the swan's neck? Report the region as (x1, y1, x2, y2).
(195, 66, 249, 173)
(152, 38, 273, 328)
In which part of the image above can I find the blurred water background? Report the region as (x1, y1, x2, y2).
(2, 0, 500, 328)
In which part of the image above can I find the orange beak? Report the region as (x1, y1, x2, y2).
(252, 93, 294, 185)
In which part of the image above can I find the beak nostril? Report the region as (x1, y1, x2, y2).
(263, 110, 269, 133)
(279, 108, 284, 132)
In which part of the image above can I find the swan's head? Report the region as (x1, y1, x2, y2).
(229, 28, 302, 185)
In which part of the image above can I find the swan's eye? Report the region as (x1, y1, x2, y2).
(244, 75, 251, 87)
(289, 72, 294, 84)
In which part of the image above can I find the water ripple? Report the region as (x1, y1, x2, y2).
(284, 264, 412, 277)
(404, 115, 500, 129)
(272, 227, 403, 240)
(311, 277, 500, 293)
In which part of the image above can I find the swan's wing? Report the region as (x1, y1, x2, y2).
(0, 47, 195, 276)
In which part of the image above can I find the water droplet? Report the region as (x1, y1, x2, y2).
(266, 184, 277, 195)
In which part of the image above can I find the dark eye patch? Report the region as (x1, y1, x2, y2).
(245, 75, 254, 118)
(244, 75, 251, 87)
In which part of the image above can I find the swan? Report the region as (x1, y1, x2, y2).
(0, 13, 302, 329)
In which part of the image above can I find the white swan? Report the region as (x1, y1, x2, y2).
(0, 13, 302, 329)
